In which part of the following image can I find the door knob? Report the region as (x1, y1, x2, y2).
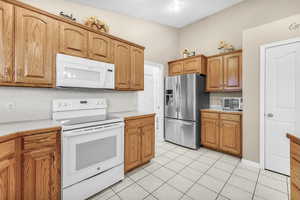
(267, 113, 274, 118)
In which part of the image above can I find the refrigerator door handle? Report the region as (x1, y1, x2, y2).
(177, 77, 181, 117)
(181, 121, 193, 126)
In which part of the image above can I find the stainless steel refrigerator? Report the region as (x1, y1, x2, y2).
(164, 74, 209, 149)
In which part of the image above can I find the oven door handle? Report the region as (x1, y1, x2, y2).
(63, 122, 124, 138)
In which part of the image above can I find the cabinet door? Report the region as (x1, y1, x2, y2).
(183, 57, 202, 74)
(130, 46, 144, 90)
(88, 32, 112, 63)
(223, 52, 242, 91)
(15, 7, 58, 86)
(125, 127, 142, 172)
(141, 123, 155, 163)
(0, 157, 16, 200)
(0, 1, 13, 83)
(219, 119, 241, 156)
(22, 147, 60, 200)
(206, 56, 223, 91)
(201, 117, 219, 149)
(169, 62, 183, 76)
(114, 41, 131, 90)
(59, 22, 88, 58)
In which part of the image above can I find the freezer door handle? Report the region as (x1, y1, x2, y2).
(181, 121, 193, 126)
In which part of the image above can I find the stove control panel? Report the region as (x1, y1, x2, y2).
(53, 98, 107, 111)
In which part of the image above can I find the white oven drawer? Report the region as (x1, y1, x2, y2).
(62, 122, 124, 188)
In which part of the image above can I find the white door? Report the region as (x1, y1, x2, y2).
(265, 42, 300, 175)
(138, 63, 164, 141)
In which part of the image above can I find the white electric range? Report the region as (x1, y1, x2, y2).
(52, 98, 124, 200)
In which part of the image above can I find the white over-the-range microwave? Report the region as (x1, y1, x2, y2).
(56, 54, 115, 89)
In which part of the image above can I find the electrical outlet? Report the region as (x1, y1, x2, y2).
(7, 102, 16, 111)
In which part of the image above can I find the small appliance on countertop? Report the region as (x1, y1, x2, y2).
(52, 98, 124, 200)
(222, 97, 243, 111)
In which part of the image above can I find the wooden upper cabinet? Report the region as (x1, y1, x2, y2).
(201, 117, 219, 149)
(223, 52, 242, 91)
(219, 116, 241, 156)
(15, 7, 58, 86)
(206, 56, 223, 91)
(183, 56, 206, 74)
(88, 32, 112, 63)
(169, 61, 183, 76)
(114, 41, 131, 90)
(0, 1, 13, 83)
(130, 46, 144, 90)
(59, 22, 88, 58)
(168, 55, 206, 76)
(206, 50, 242, 92)
(22, 147, 60, 200)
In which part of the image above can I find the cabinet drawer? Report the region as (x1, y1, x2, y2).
(291, 142, 300, 159)
(201, 112, 219, 119)
(291, 158, 300, 189)
(220, 114, 240, 122)
(23, 132, 57, 150)
(0, 140, 15, 159)
(126, 116, 155, 128)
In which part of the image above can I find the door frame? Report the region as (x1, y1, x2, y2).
(259, 37, 300, 169)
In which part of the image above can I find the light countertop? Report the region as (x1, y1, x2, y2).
(201, 108, 243, 115)
(0, 119, 61, 137)
(110, 111, 156, 120)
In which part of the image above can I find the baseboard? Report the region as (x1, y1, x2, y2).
(241, 159, 261, 169)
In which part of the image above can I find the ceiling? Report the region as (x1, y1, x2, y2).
(68, 0, 244, 28)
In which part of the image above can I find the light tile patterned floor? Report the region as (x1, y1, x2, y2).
(88, 141, 290, 200)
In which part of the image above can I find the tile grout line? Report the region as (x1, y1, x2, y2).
(214, 158, 240, 200)
(251, 168, 261, 200)
(142, 146, 216, 200)
(181, 152, 225, 200)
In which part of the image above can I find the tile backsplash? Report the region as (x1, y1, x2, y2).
(209, 92, 243, 107)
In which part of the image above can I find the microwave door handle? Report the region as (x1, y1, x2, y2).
(63, 123, 124, 138)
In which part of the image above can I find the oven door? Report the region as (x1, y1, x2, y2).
(62, 122, 124, 188)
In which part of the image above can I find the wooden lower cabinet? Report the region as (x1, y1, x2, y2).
(125, 115, 155, 172)
(141, 124, 155, 163)
(0, 157, 16, 200)
(219, 119, 241, 156)
(201, 117, 219, 150)
(22, 147, 60, 200)
(287, 134, 300, 200)
(0, 129, 61, 200)
(201, 111, 242, 157)
(125, 126, 142, 171)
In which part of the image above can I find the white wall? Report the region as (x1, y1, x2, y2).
(179, 0, 300, 56)
(243, 14, 300, 162)
(0, 0, 179, 123)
